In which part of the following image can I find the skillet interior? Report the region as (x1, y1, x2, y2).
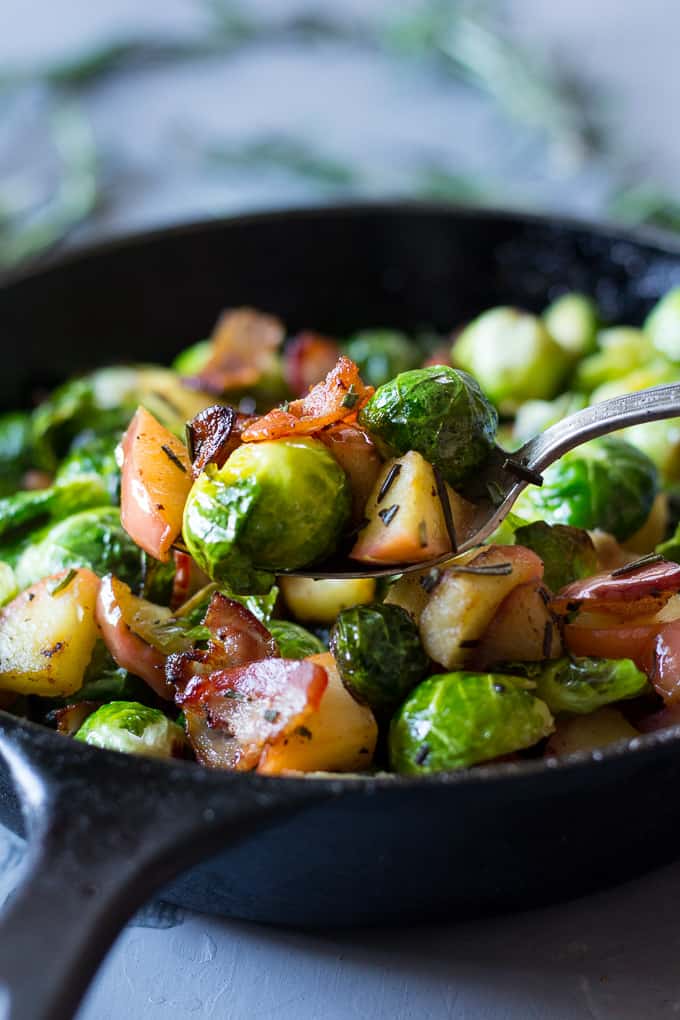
(3, 203, 680, 926)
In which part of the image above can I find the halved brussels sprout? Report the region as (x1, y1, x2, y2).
(513, 521, 597, 592)
(543, 292, 599, 357)
(75, 701, 188, 759)
(358, 366, 497, 486)
(453, 307, 570, 412)
(506, 656, 650, 715)
(330, 603, 429, 712)
(389, 671, 554, 774)
(183, 438, 351, 593)
(574, 328, 655, 393)
(645, 287, 680, 361)
(268, 620, 326, 659)
(513, 436, 658, 542)
(14, 506, 146, 592)
(512, 392, 587, 445)
(343, 329, 420, 388)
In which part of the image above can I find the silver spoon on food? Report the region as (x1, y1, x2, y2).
(283, 381, 680, 579)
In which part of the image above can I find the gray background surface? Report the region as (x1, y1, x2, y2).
(2, 2, 680, 1017)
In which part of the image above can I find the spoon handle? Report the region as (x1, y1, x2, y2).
(519, 382, 680, 474)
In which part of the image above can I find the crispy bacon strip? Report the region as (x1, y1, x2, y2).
(185, 307, 284, 395)
(242, 356, 374, 442)
(284, 332, 341, 397)
(166, 593, 278, 689)
(177, 658, 328, 770)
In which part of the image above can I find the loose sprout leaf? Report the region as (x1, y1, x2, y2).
(506, 656, 651, 715)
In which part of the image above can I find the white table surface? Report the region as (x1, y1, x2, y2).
(2, 2, 680, 1017)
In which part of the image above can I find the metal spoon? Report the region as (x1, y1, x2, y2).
(285, 381, 680, 579)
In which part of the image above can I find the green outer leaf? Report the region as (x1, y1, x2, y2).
(527, 657, 650, 715)
(268, 620, 325, 660)
(514, 521, 597, 592)
(75, 701, 187, 759)
(359, 366, 498, 486)
(390, 671, 554, 774)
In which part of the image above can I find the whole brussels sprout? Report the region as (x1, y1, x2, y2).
(543, 292, 599, 357)
(453, 307, 570, 412)
(0, 412, 33, 495)
(0, 479, 110, 567)
(513, 436, 658, 542)
(75, 701, 188, 759)
(172, 339, 212, 376)
(14, 506, 146, 591)
(330, 603, 429, 713)
(358, 366, 498, 486)
(268, 619, 326, 659)
(55, 431, 122, 503)
(389, 671, 554, 774)
(183, 438, 351, 593)
(574, 328, 655, 393)
(514, 521, 597, 592)
(644, 287, 680, 361)
(522, 657, 649, 715)
(512, 392, 587, 445)
(343, 329, 420, 388)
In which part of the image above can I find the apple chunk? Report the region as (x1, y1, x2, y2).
(0, 568, 100, 696)
(471, 581, 562, 669)
(419, 545, 544, 669)
(351, 451, 475, 564)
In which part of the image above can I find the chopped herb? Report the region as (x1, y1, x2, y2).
(341, 384, 360, 409)
(450, 562, 513, 576)
(378, 504, 399, 526)
(296, 725, 313, 739)
(415, 743, 430, 765)
(420, 568, 441, 593)
(223, 689, 247, 702)
(161, 444, 187, 473)
(263, 708, 280, 723)
(433, 466, 457, 552)
(185, 423, 195, 462)
(50, 568, 78, 596)
(279, 400, 290, 412)
(611, 553, 664, 577)
(418, 520, 428, 547)
(377, 463, 401, 504)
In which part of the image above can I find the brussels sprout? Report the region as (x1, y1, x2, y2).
(507, 657, 650, 715)
(75, 701, 188, 759)
(512, 392, 587, 445)
(330, 603, 429, 713)
(389, 671, 554, 774)
(573, 328, 655, 393)
(172, 339, 212, 376)
(175, 581, 279, 627)
(513, 521, 597, 591)
(343, 329, 420, 388)
(644, 287, 680, 361)
(656, 521, 680, 564)
(0, 479, 110, 567)
(268, 620, 326, 659)
(14, 507, 146, 591)
(183, 438, 351, 593)
(513, 436, 658, 542)
(55, 431, 121, 503)
(0, 563, 18, 607)
(358, 366, 498, 486)
(543, 292, 599, 357)
(453, 307, 570, 412)
(0, 412, 33, 495)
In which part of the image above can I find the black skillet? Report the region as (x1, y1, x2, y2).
(2, 203, 680, 1020)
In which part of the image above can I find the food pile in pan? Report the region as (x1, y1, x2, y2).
(3, 287, 680, 775)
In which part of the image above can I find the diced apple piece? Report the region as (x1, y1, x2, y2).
(120, 405, 192, 561)
(419, 545, 544, 669)
(385, 550, 480, 625)
(545, 708, 638, 757)
(472, 581, 562, 669)
(280, 576, 375, 625)
(257, 653, 378, 774)
(0, 569, 99, 696)
(351, 451, 475, 565)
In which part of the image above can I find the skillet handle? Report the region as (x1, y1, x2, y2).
(0, 716, 327, 1020)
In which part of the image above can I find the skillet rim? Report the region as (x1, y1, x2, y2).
(2, 198, 680, 793)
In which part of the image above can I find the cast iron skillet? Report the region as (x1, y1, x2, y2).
(2, 203, 680, 1020)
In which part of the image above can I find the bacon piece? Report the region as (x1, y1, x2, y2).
(177, 658, 328, 770)
(242, 356, 374, 442)
(186, 308, 284, 395)
(186, 404, 235, 478)
(551, 559, 680, 618)
(166, 593, 278, 689)
(284, 332, 341, 397)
